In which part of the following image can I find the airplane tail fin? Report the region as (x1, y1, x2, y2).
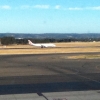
(28, 40, 34, 45)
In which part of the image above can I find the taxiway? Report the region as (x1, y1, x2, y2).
(0, 53, 100, 95)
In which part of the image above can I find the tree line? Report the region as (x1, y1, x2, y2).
(0, 36, 100, 45)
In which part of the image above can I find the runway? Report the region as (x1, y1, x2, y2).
(0, 53, 100, 95)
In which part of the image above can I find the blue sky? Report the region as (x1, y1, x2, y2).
(0, 0, 100, 33)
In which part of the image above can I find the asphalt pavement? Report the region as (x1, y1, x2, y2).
(0, 53, 100, 95)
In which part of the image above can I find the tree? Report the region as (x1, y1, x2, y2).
(1, 37, 15, 45)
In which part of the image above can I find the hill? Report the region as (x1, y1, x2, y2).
(0, 33, 100, 39)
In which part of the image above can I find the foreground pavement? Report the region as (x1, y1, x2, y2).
(0, 90, 100, 100)
(0, 53, 100, 99)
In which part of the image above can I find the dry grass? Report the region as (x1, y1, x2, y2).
(0, 42, 100, 55)
(67, 55, 100, 59)
(55, 42, 100, 47)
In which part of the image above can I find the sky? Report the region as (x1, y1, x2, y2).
(0, 0, 100, 33)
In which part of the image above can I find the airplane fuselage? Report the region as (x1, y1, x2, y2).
(28, 40, 56, 48)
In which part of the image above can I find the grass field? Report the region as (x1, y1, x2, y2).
(0, 42, 100, 55)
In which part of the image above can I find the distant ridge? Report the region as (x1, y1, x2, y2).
(0, 33, 100, 39)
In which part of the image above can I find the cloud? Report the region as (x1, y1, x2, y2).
(0, 5, 11, 10)
(5, 4, 100, 11)
(20, 5, 50, 10)
(87, 6, 100, 10)
(33, 5, 50, 9)
(55, 5, 61, 9)
(68, 6, 100, 11)
(68, 7, 83, 10)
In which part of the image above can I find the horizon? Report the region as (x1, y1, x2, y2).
(0, 0, 100, 33)
(0, 32, 100, 34)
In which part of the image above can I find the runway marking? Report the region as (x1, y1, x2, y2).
(68, 64, 100, 84)
(47, 65, 100, 84)
(76, 74, 100, 84)
(51, 64, 100, 84)
(67, 64, 100, 84)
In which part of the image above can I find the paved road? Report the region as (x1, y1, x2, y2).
(0, 53, 100, 94)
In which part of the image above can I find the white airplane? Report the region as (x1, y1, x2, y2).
(28, 40, 56, 48)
